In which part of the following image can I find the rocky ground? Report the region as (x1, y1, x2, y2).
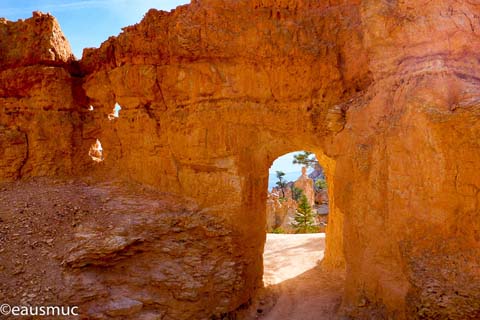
(0, 178, 93, 311)
(0, 177, 240, 319)
(0, 178, 174, 317)
(1, 179, 345, 319)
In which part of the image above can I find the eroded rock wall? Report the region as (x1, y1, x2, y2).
(328, 1, 480, 318)
(0, 13, 86, 181)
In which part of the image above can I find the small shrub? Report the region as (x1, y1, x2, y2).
(272, 227, 285, 234)
(315, 178, 328, 190)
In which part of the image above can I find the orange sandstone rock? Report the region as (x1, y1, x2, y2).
(0, 11, 74, 70)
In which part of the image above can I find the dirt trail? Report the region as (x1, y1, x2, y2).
(261, 234, 345, 320)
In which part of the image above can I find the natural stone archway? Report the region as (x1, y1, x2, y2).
(1, 1, 480, 319)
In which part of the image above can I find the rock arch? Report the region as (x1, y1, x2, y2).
(1, 1, 480, 319)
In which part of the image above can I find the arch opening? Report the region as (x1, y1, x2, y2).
(266, 151, 329, 235)
(255, 149, 345, 318)
(264, 151, 330, 285)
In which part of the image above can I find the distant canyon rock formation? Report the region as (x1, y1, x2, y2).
(266, 193, 297, 232)
(1, 1, 480, 319)
(266, 167, 318, 233)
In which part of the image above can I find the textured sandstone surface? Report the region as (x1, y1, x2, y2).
(1, 0, 480, 319)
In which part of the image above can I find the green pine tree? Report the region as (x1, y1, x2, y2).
(275, 170, 287, 198)
(291, 194, 318, 233)
(292, 151, 318, 169)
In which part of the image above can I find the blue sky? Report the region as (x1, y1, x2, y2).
(270, 152, 303, 174)
(0, 0, 190, 58)
(268, 152, 312, 190)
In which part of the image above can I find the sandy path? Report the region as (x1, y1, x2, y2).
(261, 233, 345, 320)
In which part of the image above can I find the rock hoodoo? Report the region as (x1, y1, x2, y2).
(293, 167, 315, 206)
(1, 0, 480, 319)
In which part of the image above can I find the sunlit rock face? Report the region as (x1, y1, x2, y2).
(0, 11, 74, 69)
(1, 0, 480, 319)
(0, 14, 85, 181)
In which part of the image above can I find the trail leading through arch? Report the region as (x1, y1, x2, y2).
(261, 234, 345, 320)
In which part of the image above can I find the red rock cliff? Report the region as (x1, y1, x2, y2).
(0, 12, 84, 181)
(0, 11, 74, 69)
